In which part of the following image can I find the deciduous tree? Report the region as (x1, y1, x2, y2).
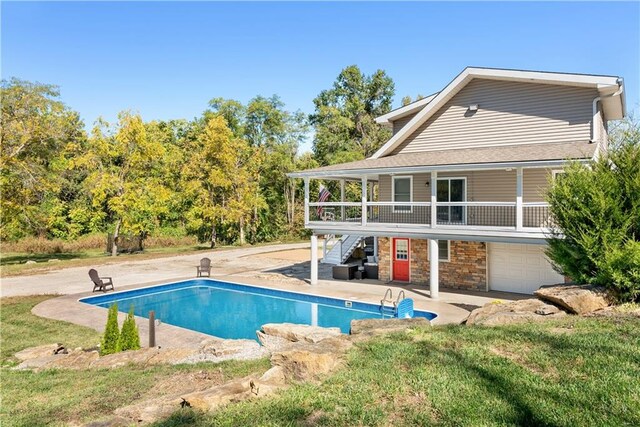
(310, 65, 395, 165)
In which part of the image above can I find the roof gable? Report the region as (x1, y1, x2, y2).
(372, 67, 624, 159)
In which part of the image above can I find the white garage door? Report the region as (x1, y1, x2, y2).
(488, 243, 564, 294)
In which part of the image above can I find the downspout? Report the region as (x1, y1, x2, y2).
(590, 79, 624, 143)
(590, 79, 624, 159)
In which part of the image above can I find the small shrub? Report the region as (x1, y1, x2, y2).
(100, 303, 121, 355)
(119, 307, 141, 351)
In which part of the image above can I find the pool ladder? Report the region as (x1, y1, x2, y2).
(380, 288, 405, 317)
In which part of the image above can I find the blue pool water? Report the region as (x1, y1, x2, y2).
(80, 279, 437, 340)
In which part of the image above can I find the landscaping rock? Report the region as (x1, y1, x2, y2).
(16, 355, 65, 370)
(259, 366, 287, 385)
(270, 336, 353, 383)
(466, 299, 566, 326)
(114, 395, 184, 424)
(261, 323, 342, 343)
(45, 350, 100, 370)
(89, 347, 197, 369)
(200, 337, 262, 357)
(180, 375, 285, 412)
(14, 343, 61, 361)
(256, 330, 292, 352)
(25, 260, 37, 265)
(534, 284, 610, 314)
(350, 317, 430, 336)
(83, 415, 132, 427)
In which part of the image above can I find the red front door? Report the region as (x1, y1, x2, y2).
(392, 238, 410, 282)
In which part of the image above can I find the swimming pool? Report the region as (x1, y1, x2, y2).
(80, 279, 437, 340)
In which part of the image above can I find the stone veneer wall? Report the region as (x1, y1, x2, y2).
(377, 238, 486, 291)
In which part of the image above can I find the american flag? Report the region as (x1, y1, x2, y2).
(317, 185, 331, 216)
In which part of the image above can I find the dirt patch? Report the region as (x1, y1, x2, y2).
(251, 248, 323, 262)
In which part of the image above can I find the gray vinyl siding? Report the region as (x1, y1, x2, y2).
(379, 169, 553, 202)
(391, 79, 598, 155)
(377, 169, 555, 226)
(391, 114, 417, 135)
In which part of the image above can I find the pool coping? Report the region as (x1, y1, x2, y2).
(79, 277, 438, 324)
(32, 273, 474, 349)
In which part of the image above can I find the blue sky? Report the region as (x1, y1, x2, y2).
(3, 1, 639, 153)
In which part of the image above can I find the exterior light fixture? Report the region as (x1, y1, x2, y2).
(468, 104, 479, 111)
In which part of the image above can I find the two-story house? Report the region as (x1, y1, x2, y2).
(290, 67, 626, 297)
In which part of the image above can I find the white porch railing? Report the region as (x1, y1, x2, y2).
(306, 201, 552, 231)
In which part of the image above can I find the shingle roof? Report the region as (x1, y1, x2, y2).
(290, 141, 596, 177)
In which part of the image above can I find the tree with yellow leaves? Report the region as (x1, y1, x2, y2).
(181, 115, 264, 248)
(72, 111, 172, 255)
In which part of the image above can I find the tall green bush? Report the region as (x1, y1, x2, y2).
(119, 306, 141, 351)
(100, 303, 121, 355)
(546, 120, 640, 302)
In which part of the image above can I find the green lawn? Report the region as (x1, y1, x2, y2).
(3, 296, 639, 427)
(0, 296, 270, 426)
(155, 316, 640, 427)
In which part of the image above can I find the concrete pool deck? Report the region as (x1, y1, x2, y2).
(4, 241, 526, 348)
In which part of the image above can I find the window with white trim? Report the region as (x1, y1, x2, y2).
(392, 176, 412, 212)
(436, 178, 466, 224)
(438, 240, 450, 262)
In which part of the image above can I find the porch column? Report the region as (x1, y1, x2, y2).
(310, 234, 318, 285)
(429, 238, 439, 299)
(373, 237, 378, 260)
(304, 177, 310, 225)
(340, 179, 346, 221)
(361, 176, 368, 226)
(430, 171, 438, 227)
(516, 168, 523, 230)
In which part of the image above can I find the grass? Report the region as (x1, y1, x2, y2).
(0, 295, 102, 366)
(154, 316, 640, 427)
(4, 296, 639, 426)
(0, 296, 270, 426)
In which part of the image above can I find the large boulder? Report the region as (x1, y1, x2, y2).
(14, 343, 61, 361)
(270, 336, 353, 383)
(46, 350, 100, 370)
(179, 338, 269, 363)
(114, 395, 184, 424)
(260, 323, 342, 344)
(256, 331, 292, 352)
(466, 299, 566, 326)
(350, 317, 430, 336)
(534, 284, 610, 314)
(180, 375, 285, 412)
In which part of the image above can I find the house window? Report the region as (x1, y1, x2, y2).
(437, 178, 466, 224)
(392, 176, 412, 212)
(438, 240, 450, 262)
(552, 170, 565, 180)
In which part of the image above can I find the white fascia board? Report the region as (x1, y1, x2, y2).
(372, 67, 623, 159)
(308, 225, 552, 245)
(371, 69, 473, 159)
(375, 93, 438, 124)
(469, 67, 620, 87)
(287, 158, 588, 179)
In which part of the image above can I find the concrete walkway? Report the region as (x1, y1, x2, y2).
(3, 242, 525, 348)
(0, 242, 311, 297)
